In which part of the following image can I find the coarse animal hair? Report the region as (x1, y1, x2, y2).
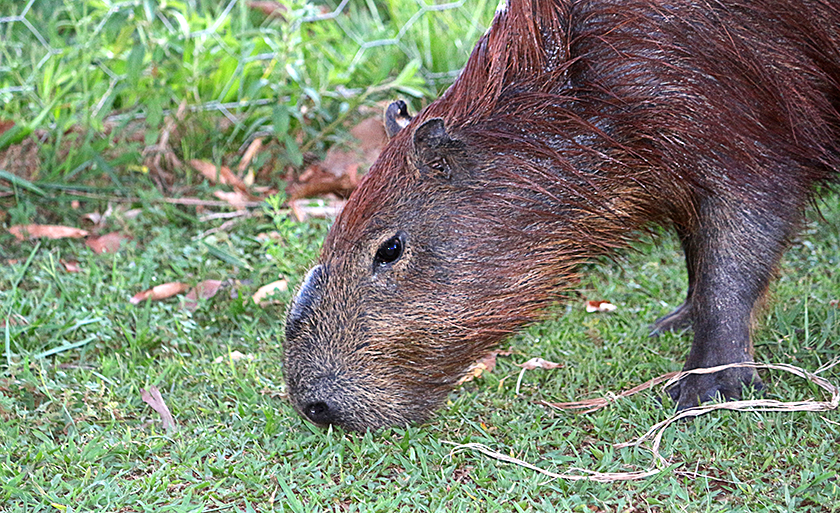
(283, 0, 840, 431)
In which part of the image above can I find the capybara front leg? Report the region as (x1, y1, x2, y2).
(669, 197, 791, 410)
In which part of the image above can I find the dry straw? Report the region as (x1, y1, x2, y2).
(447, 360, 839, 483)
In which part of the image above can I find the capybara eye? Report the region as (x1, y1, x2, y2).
(374, 233, 404, 265)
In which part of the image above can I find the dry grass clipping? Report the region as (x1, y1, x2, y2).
(447, 360, 839, 483)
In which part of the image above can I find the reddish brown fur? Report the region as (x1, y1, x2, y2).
(284, 0, 840, 431)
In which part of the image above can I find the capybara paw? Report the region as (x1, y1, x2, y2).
(668, 368, 764, 410)
(649, 303, 692, 337)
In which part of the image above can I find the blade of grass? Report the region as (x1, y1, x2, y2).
(4, 241, 42, 366)
(201, 240, 253, 270)
(34, 335, 98, 359)
(0, 170, 47, 196)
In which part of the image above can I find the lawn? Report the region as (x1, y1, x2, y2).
(1, 1, 839, 512)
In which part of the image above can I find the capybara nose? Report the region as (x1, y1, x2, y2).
(303, 400, 337, 426)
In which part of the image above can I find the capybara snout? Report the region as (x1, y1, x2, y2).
(283, 0, 840, 431)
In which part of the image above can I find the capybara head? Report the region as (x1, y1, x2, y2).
(282, 116, 585, 431)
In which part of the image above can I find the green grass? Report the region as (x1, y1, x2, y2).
(0, 0, 495, 168)
(1, 192, 838, 511)
(2, 0, 840, 511)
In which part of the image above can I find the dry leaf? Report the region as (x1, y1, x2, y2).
(517, 357, 564, 370)
(586, 300, 617, 313)
(289, 199, 345, 222)
(238, 137, 263, 173)
(9, 224, 89, 241)
(243, 168, 255, 187)
(130, 282, 191, 305)
(86, 231, 131, 254)
(350, 116, 389, 161)
(213, 190, 251, 209)
(191, 159, 249, 194)
(141, 385, 177, 434)
(252, 279, 288, 305)
(515, 357, 563, 392)
(287, 165, 358, 200)
(0, 119, 14, 136)
(182, 280, 223, 312)
(123, 208, 144, 220)
(255, 231, 281, 242)
(457, 350, 511, 385)
(60, 259, 82, 273)
(248, 1, 287, 17)
(80, 204, 113, 228)
(287, 117, 388, 200)
(213, 350, 253, 364)
(0, 314, 27, 328)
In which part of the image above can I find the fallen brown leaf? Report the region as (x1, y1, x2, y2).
(182, 279, 224, 312)
(9, 224, 90, 241)
(457, 349, 513, 384)
(0, 119, 14, 136)
(515, 356, 564, 394)
(255, 231, 282, 242)
(86, 231, 132, 254)
(213, 190, 252, 209)
(191, 159, 250, 194)
(287, 117, 388, 200)
(253, 279, 288, 305)
(287, 165, 358, 200)
(80, 203, 113, 228)
(586, 300, 617, 313)
(0, 314, 27, 328)
(289, 198, 345, 222)
(130, 282, 191, 305)
(238, 137, 263, 173)
(213, 350, 253, 364)
(248, 0, 287, 17)
(141, 385, 177, 434)
(60, 259, 83, 273)
(517, 357, 564, 370)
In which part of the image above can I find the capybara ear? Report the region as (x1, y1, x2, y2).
(411, 118, 461, 180)
(384, 100, 412, 138)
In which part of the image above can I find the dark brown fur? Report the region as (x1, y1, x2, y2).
(283, 0, 840, 431)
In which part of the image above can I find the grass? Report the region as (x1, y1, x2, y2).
(1, 193, 838, 511)
(1, 0, 840, 511)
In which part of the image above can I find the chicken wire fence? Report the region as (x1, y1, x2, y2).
(0, 0, 496, 138)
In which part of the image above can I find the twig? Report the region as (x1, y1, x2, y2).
(616, 362, 840, 468)
(450, 361, 839, 483)
(446, 442, 666, 483)
(541, 371, 680, 413)
(196, 217, 247, 239)
(198, 210, 262, 222)
(56, 189, 266, 208)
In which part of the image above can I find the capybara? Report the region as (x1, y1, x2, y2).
(283, 0, 840, 431)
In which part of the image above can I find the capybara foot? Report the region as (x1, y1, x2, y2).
(649, 302, 692, 337)
(668, 367, 765, 410)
